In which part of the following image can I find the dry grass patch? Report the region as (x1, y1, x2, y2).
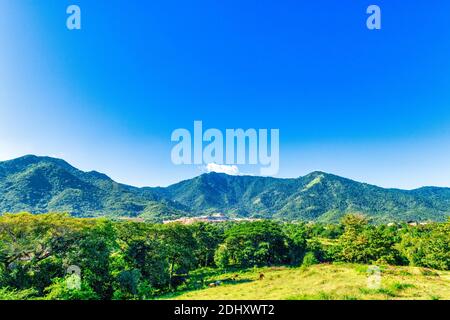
(168, 264, 450, 300)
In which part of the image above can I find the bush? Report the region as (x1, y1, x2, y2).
(0, 287, 36, 300)
(44, 277, 99, 300)
(302, 252, 319, 267)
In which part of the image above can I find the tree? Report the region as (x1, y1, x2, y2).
(336, 214, 401, 264)
(191, 223, 224, 268)
(214, 221, 289, 268)
(397, 222, 449, 270)
(0, 213, 115, 298)
(114, 222, 170, 294)
(283, 223, 308, 265)
(161, 223, 198, 289)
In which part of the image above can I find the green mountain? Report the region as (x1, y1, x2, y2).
(0, 155, 449, 223)
(161, 172, 450, 222)
(0, 155, 187, 220)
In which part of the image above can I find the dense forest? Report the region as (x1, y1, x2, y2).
(0, 213, 448, 300)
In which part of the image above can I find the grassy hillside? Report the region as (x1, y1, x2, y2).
(164, 264, 450, 300)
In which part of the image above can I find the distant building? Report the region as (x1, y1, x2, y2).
(163, 214, 261, 225)
(118, 217, 146, 223)
(387, 223, 397, 227)
(163, 215, 229, 225)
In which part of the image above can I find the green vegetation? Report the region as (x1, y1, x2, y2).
(214, 221, 290, 268)
(0, 213, 448, 300)
(165, 264, 449, 300)
(1, 155, 450, 222)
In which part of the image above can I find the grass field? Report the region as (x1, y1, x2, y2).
(161, 264, 450, 300)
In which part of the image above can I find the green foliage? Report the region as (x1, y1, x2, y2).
(0, 213, 448, 300)
(307, 223, 344, 239)
(397, 222, 450, 270)
(282, 223, 308, 265)
(214, 221, 290, 268)
(305, 238, 334, 263)
(116, 222, 171, 290)
(336, 214, 402, 265)
(302, 252, 319, 267)
(192, 223, 226, 268)
(214, 244, 231, 269)
(44, 277, 99, 300)
(0, 287, 36, 300)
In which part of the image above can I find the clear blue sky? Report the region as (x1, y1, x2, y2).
(1, 0, 450, 188)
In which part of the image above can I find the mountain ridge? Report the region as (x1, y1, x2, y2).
(0, 155, 449, 223)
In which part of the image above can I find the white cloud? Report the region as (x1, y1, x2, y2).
(205, 163, 240, 175)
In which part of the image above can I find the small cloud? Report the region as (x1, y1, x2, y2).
(205, 163, 240, 175)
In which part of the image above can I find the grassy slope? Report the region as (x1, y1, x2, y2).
(163, 264, 450, 300)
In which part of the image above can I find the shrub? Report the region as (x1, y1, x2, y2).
(44, 277, 99, 300)
(0, 287, 36, 300)
(302, 252, 319, 267)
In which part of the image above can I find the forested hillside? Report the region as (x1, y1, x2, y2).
(0, 155, 449, 222)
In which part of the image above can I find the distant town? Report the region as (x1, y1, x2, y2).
(163, 213, 261, 225)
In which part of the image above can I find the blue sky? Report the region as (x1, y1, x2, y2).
(1, 0, 450, 188)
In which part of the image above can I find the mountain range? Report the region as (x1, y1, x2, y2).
(0, 155, 449, 223)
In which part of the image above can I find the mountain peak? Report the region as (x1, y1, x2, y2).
(3, 154, 69, 165)
(0, 155, 117, 186)
(302, 171, 358, 184)
(305, 171, 328, 177)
